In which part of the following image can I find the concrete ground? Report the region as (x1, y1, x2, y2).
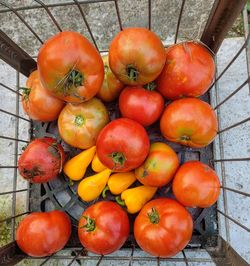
(0, 0, 249, 265)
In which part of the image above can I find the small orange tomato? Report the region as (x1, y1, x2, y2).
(173, 161, 220, 208)
(135, 142, 179, 187)
(97, 55, 124, 102)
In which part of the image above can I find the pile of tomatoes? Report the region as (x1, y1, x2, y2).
(16, 29, 220, 258)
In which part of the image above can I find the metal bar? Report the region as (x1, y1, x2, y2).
(34, 0, 62, 32)
(182, 250, 189, 266)
(128, 244, 134, 266)
(67, 249, 84, 266)
(0, 1, 43, 44)
(148, 0, 151, 30)
(0, 83, 22, 96)
(174, 0, 186, 43)
(213, 157, 250, 162)
(221, 186, 250, 197)
(96, 255, 104, 266)
(0, 30, 37, 77)
(0, 135, 29, 143)
(0, 212, 29, 224)
(214, 77, 250, 110)
(0, 166, 18, 169)
(114, 0, 122, 30)
(217, 209, 250, 233)
(40, 254, 55, 266)
(218, 117, 250, 134)
(0, 108, 30, 122)
(157, 256, 160, 266)
(0, 242, 26, 265)
(73, 0, 99, 50)
(201, 0, 247, 53)
(0, 0, 114, 13)
(0, 189, 28, 196)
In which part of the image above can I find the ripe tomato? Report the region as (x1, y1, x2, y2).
(21, 70, 64, 121)
(135, 142, 179, 187)
(109, 28, 166, 85)
(157, 42, 215, 99)
(96, 118, 150, 172)
(78, 201, 129, 255)
(18, 138, 65, 183)
(97, 55, 124, 102)
(38, 31, 104, 103)
(134, 198, 193, 258)
(119, 85, 164, 126)
(16, 211, 71, 257)
(160, 98, 218, 148)
(58, 98, 109, 149)
(173, 161, 220, 208)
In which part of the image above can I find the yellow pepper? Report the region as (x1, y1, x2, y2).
(91, 153, 106, 172)
(116, 186, 157, 214)
(78, 169, 112, 202)
(102, 172, 136, 197)
(63, 146, 96, 181)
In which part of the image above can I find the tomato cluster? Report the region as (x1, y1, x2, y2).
(17, 29, 220, 258)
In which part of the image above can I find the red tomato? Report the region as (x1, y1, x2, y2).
(18, 138, 65, 183)
(109, 28, 166, 85)
(38, 31, 104, 103)
(16, 211, 71, 257)
(135, 142, 179, 187)
(134, 198, 193, 258)
(157, 42, 215, 99)
(22, 70, 64, 121)
(119, 85, 164, 126)
(97, 55, 124, 102)
(173, 161, 220, 208)
(78, 201, 130, 255)
(96, 118, 150, 172)
(160, 98, 218, 148)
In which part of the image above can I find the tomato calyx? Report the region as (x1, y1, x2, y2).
(109, 152, 126, 168)
(180, 135, 191, 141)
(148, 207, 160, 224)
(20, 87, 31, 101)
(115, 196, 126, 207)
(144, 82, 157, 91)
(23, 166, 44, 180)
(126, 65, 139, 81)
(81, 215, 96, 232)
(74, 115, 85, 127)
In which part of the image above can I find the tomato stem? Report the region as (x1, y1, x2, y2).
(148, 207, 160, 224)
(102, 185, 109, 198)
(144, 82, 157, 91)
(126, 65, 139, 81)
(68, 70, 84, 88)
(74, 115, 85, 127)
(19, 87, 31, 101)
(115, 196, 126, 207)
(180, 135, 191, 141)
(82, 215, 95, 232)
(109, 152, 126, 168)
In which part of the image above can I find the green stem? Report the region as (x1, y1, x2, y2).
(81, 215, 95, 232)
(143, 82, 157, 91)
(126, 65, 139, 81)
(102, 185, 109, 198)
(74, 115, 85, 127)
(19, 87, 31, 101)
(109, 152, 126, 168)
(148, 207, 160, 224)
(115, 196, 126, 207)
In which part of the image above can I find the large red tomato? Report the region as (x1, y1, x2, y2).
(157, 42, 215, 99)
(58, 98, 109, 149)
(109, 28, 166, 85)
(160, 98, 218, 148)
(18, 138, 65, 183)
(16, 211, 71, 257)
(96, 118, 150, 172)
(135, 142, 179, 187)
(38, 31, 104, 103)
(134, 198, 193, 257)
(173, 161, 220, 208)
(119, 85, 164, 126)
(22, 70, 64, 121)
(97, 54, 124, 102)
(78, 201, 130, 255)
